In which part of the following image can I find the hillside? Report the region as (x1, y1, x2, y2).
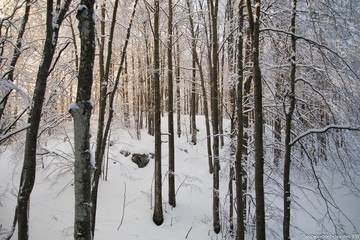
(0, 115, 359, 239)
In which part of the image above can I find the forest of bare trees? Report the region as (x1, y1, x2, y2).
(1, 0, 360, 239)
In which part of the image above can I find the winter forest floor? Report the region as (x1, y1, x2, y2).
(0, 115, 359, 239)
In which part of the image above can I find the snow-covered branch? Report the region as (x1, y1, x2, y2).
(0, 124, 30, 144)
(295, 77, 336, 121)
(290, 125, 360, 146)
(260, 27, 360, 81)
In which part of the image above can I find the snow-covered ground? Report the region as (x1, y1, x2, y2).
(0, 115, 359, 239)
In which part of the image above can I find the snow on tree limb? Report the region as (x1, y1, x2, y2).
(260, 27, 360, 81)
(0, 124, 30, 144)
(290, 125, 360, 146)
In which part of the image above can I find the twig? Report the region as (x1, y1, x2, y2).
(185, 226, 193, 239)
(117, 182, 127, 230)
(2, 107, 29, 135)
(47, 41, 71, 76)
(0, 124, 30, 144)
(175, 175, 188, 196)
(300, 142, 358, 233)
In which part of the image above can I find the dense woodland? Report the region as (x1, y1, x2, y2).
(1, 0, 360, 239)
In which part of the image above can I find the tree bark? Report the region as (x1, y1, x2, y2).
(283, 0, 297, 239)
(71, 1, 96, 239)
(246, 0, 266, 239)
(226, 0, 236, 234)
(16, 1, 72, 239)
(186, 0, 213, 174)
(190, 53, 197, 145)
(91, 0, 119, 236)
(236, 2, 245, 239)
(167, 0, 176, 208)
(197, 60, 213, 174)
(186, 0, 198, 147)
(207, 0, 221, 234)
(91, 1, 139, 236)
(175, 27, 182, 138)
(144, 21, 154, 136)
(153, 0, 164, 226)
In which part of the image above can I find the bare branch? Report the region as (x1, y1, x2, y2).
(2, 107, 29, 135)
(117, 182, 127, 230)
(290, 125, 360, 146)
(0, 124, 30, 144)
(260, 28, 360, 81)
(47, 41, 71, 76)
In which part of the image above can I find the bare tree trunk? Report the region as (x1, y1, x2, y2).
(91, 1, 139, 236)
(242, 31, 252, 223)
(175, 27, 181, 138)
(71, 1, 96, 239)
(207, 0, 221, 234)
(272, 28, 286, 167)
(185, 0, 197, 146)
(133, 53, 142, 139)
(226, 0, 236, 234)
(123, 57, 130, 127)
(160, 54, 167, 117)
(68, 14, 79, 105)
(15, 1, 72, 239)
(219, 25, 226, 149)
(186, 0, 213, 174)
(190, 48, 197, 145)
(183, 79, 188, 116)
(138, 56, 144, 130)
(144, 21, 154, 136)
(167, 0, 176, 208)
(91, 0, 119, 236)
(246, 0, 266, 239)
(153, 0, 164, 226)
(235, 2, 245, 239)
(229, 166, 235, 234)
(197, 59, 213, 174)
(274, 101, 282, 165)
(283, 1, 297, 239)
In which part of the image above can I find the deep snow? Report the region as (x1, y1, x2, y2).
(0, 115, 359, 239)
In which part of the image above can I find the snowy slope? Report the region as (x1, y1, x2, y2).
(0, 115, 359, 239)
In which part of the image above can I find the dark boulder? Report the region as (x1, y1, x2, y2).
(131, 153, 151, 168)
